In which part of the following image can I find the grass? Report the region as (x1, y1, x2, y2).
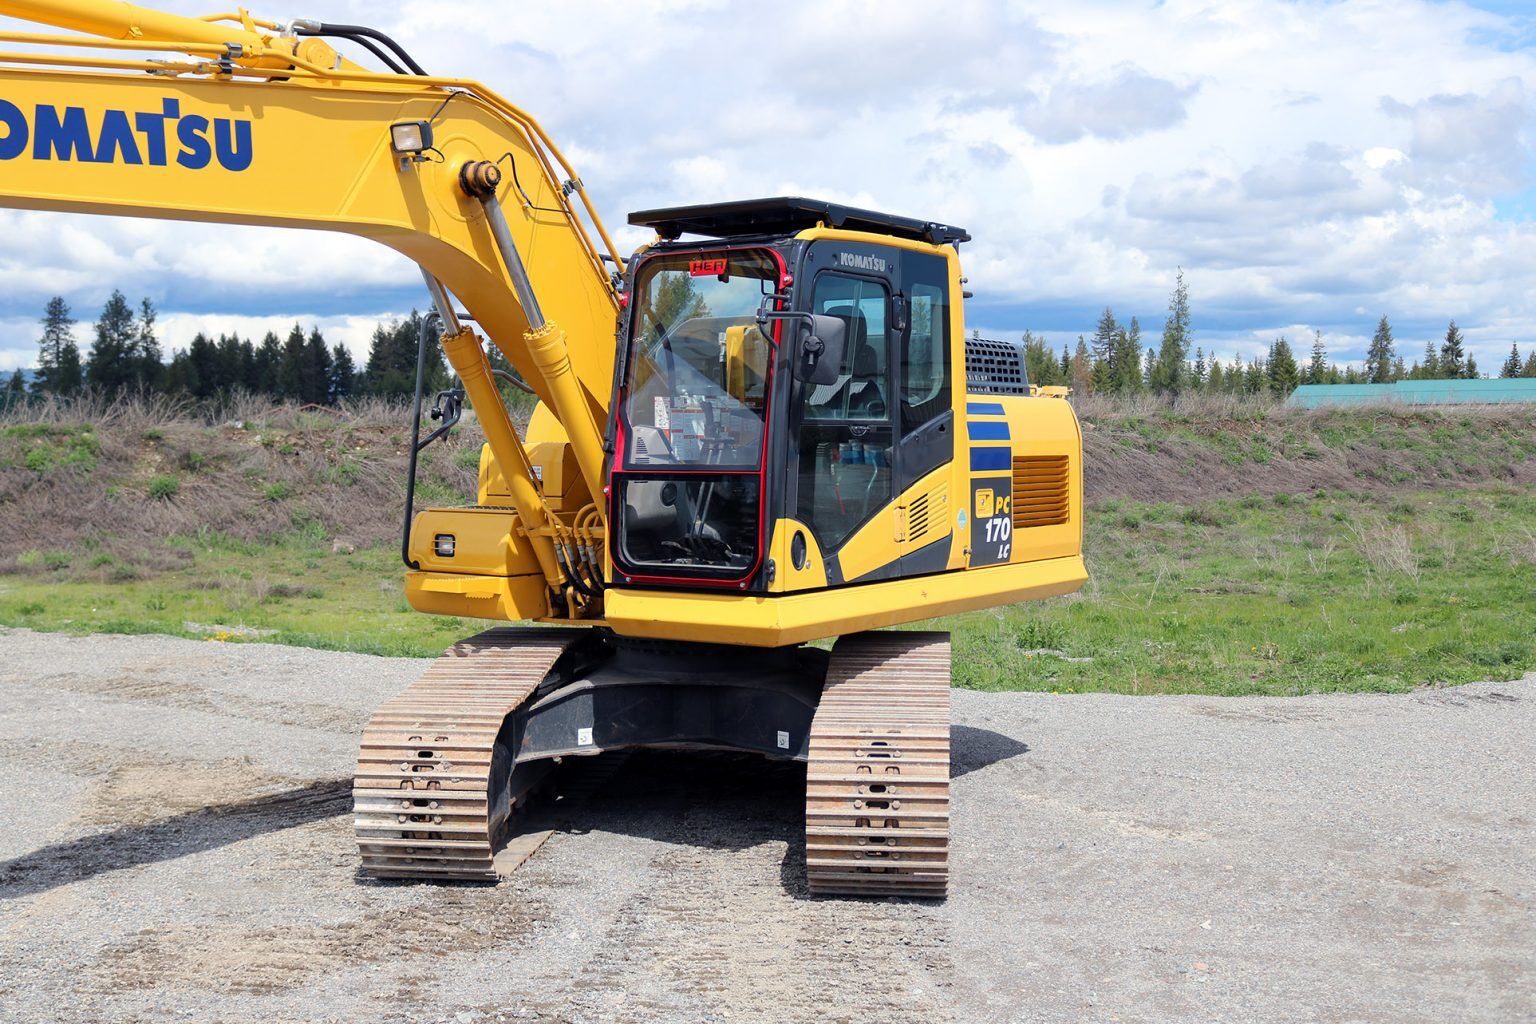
(3, 394, 1534, 694)
(934, 487, 1536, 695)
(1, 485, 1531, 694)
(0, 529, 475, 658)
(2, 423, 101, 474)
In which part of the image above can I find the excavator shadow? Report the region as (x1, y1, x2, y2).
(506, 723, 1030, 899)
(949, 724, 1030, 780)
(0, 728, 1029, 902)
(0, 779, 352, 902)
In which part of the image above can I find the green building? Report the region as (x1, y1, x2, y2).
(1287, 379, 1536, 408)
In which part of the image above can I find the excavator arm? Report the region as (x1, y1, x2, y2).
(0, 0, 626, 617)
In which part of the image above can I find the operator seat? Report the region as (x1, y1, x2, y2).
(821, 305, 885, 419)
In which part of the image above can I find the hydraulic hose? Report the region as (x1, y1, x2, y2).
(292, 21, 426, 75)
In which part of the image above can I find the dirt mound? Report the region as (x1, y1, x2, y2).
(5, 396, 1533, 576)
(1081, 402, 1536, 505)
(0, 397, 483, 572)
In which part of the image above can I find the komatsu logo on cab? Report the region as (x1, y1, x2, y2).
(0, 99, 252, 171)
(835, 252, 888, 273)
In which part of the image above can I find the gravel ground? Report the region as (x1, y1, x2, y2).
(0, 627, 1531, 1024)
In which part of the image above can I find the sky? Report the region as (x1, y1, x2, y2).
(2, 0, 1535, 373)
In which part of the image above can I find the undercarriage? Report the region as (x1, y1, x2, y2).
(353, 628, 951, 897)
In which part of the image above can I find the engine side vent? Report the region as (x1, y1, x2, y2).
(1012, 456, 1070, 528)
(907, 493, 930, 541)
(965, 336, 1029, 396)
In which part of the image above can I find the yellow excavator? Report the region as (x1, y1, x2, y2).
(0, 0, 1086, 896)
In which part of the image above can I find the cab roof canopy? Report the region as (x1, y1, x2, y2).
(629, 196, 971, 246)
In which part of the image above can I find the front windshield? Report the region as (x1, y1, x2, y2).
(622, 250, 778, 470)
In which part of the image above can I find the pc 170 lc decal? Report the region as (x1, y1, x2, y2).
(969, 478, 1012, 567)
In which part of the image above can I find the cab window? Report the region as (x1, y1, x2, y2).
(802, 275, 888, 422)
(900, 255, 950, 432)
(795, 271, 894, 553)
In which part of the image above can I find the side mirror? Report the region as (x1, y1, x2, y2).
(794, 314, 846, 385)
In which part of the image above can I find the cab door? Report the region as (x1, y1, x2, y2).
(790, 245, 899, 584)
(893, 251, 956, 577)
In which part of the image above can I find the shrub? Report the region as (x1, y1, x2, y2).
(147, 475, 180, 500)
(18, 549, 71, 570)
(263, 482, 293, 502)
(17, 429, 99, 473)
(1014, 619, 1070, 651)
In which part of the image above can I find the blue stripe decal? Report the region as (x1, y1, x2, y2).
(970, 446, 1012, 472)
(967, 420, 1011, 441)
(967, 401, 1005, 416)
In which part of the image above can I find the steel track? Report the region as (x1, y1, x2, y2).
(353, 627, 575, 880)
(805, 631, 951, 897)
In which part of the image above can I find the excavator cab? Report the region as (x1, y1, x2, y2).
(606, 197, 1074, 623)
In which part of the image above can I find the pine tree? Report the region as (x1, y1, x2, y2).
(34, 296, 84, 397)
(187, 334, 219, 398)
(56, 339, 83, 398)
(4, 368, 24, 406)
(1116, 318, 1143, 393)
(1523, 351, 1536, 377)
(254, 332, 283, 397)
(1071, 335, 1093, 394)
(365, 321, 401, 397)
(279, 324, 306, 400)
(1464, 354, 1478, 379)
(1022, 331, 1059, 387)
(330, 343, 356, 403)
(1243, 358, 1266, 394)
(133, 297, 162, 391)
(362, 312, 436, 397)
(1439, 320, 1466, 379)
(1090, 355, 1111, 393)
(1413, 339, 1438, 380)
(1091, 308, 1119, 391)
(1306, 330, 1327, 385)
(303, 328, 332, 404)
(1267, 336, 1300, 396)
(237, 337, 258, 392)
(1207, 359, 1225, 392)
(1091, 307, 1119, 362)
(164, 349, 198, 395)
(1151, 269, 1190, 394)
(1365, 315, 1395, 384)
(1501, 344, 1523, 378)
(209, 333, 251, 394)
(85, 290, 139, 394)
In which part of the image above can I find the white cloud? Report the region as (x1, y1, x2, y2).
(2, 0, 1536, 370)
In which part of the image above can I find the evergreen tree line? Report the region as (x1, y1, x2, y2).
(1016, 273, 1536, 399)
(7, 293, 451, 405)
(9, 279, 1536, 408)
